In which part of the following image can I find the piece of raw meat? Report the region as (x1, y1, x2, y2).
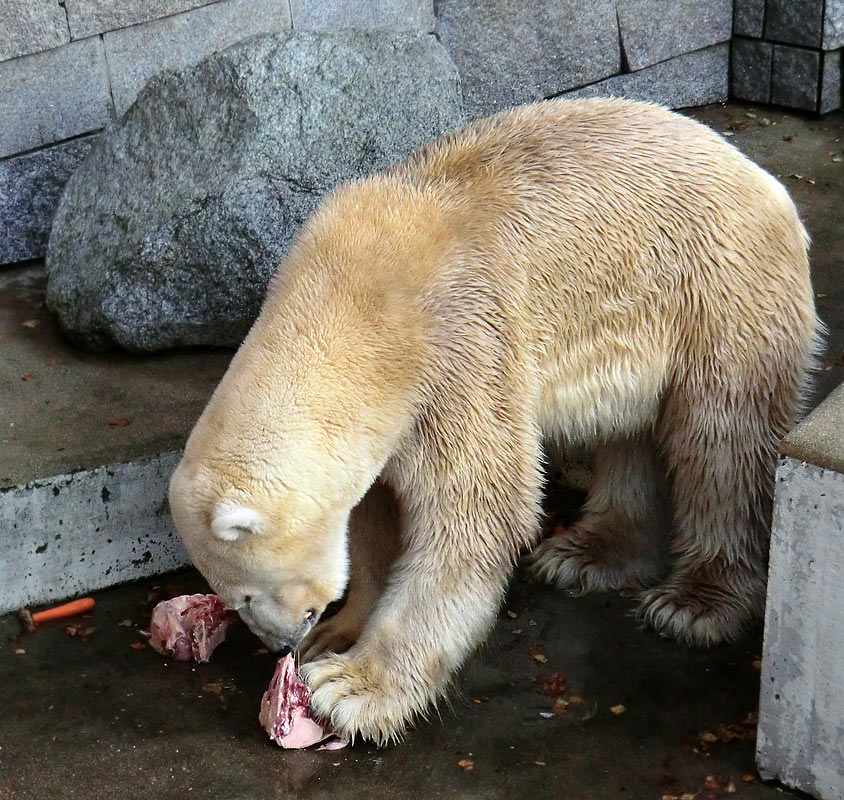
(259, 654, 345, 749)
(148, 593, 236, 662)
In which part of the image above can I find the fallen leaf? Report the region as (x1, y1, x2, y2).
(506, 610, 519, 618)
(534, 760, 546, 766)
(552, 697, 569, 715)
(704, 775, 720, 790)
(21, 320, 39, 329)
(833, 156, 842, 163)
(118, 619, 133, 627)
(568, 695, 585, 707)
(759, 117, 771, 126)
(457, 758, 474, 770)
(78, 626, 95, 640)
(14, 648, 26, 655)
(782, 134, 794, 142)
(740, 773, 758, 783)
(680, 794, 697, 800)
(65, 625, 78, 637)
(751, 657, 763, 669)
(21, 374, 35, 382)
(699, 730, 718, 743)
(107, 417, 131, 428)
(728, 120, 749, 132)
(526, 642, 547, 663)
(541, 672, 567, 697)
(202, 682, 223, 695)
(725, 781, 737, 794)
(717, 723, 746, 742)
(610, 704, 626, 715)
(130, 642, 147, 651)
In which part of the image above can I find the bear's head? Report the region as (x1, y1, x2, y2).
(168, 452, 352, 655)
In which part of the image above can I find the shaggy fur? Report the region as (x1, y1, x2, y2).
(168, 98, 821, 744)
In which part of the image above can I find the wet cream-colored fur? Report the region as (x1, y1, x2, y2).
(169, 98, 821, 745)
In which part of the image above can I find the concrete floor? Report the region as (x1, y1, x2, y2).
(1, 101, 842, 799)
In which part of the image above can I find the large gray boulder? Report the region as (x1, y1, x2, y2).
(46, 31, 465, 351)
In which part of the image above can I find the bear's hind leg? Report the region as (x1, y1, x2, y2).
(639, 379, 785, 646)
(530, 438, 668, 592)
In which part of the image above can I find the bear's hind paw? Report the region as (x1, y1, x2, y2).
(529, 526, 661, 593)
(637, 578, 764, 647)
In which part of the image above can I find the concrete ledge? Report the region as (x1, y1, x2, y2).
(780, 381, 844, 474)
(758, 381, 844, 799)
(0, 452, 188, 615)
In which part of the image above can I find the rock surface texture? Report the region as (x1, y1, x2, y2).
(46, 31, 464, 351)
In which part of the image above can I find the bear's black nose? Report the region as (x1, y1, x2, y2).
(276, 644, 293, 658)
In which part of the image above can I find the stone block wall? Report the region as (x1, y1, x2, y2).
(0, 0, 735, 269)
(732, 0, 844, 112)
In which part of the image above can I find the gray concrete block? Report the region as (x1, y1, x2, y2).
(103, 0, 293, 116)
(63, 0, 213, 40)
(0, 38, 111, 159)
(825, 0, 844, 50)
(820, 49, 842, 113)
(435, 0, 619, 118)
(765, 0, 824, 47)
(0, 453, 189, 615)
(290, 0, 434, 32)
(616, 0, 732, 71)
(733, 0, 765, 38)
(0, 0, 70, 63)
(731, 37, 773, 104)
(758, 456, 844, 800)
(564, 43, 729, 109)
(771, 44, 822, 112)
(0, 135, 98, 266)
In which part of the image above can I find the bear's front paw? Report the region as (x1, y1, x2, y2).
(300, 653, 414, 746)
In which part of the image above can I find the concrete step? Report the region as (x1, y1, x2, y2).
(0, 264, 231, 613)
(757, 382, 844, 800)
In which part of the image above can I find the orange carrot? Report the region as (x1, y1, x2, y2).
(31, 598, 95, 624)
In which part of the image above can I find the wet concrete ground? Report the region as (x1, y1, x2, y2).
(0, 569, 780, 800)
(1, 101, 842, 799)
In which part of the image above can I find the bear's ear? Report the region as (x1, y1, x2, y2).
(210, 502, 265, 541)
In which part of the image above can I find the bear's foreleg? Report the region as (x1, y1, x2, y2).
(530, 437, 668, 591)
(301, 391, 544, 744)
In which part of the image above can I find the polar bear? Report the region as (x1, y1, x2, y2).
(168, 98, 821, 744)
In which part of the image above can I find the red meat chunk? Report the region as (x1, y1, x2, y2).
(148, 593, 236, 662)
